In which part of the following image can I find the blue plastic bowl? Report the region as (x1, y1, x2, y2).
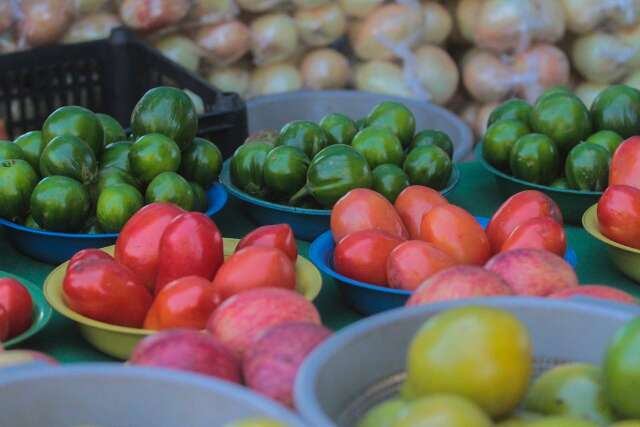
(220, 159, 460, 241)
(309, 217, 578, 316)
(0, 183, 228, 265)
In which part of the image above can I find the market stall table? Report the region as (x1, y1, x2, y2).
(2, 162, 638, 363)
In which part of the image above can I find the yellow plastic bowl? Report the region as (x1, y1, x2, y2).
(582, 204, 640, 283)
(44, 238, 323, 360)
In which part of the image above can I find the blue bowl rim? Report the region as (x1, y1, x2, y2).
(475, 143, 602, 197)
(309, 217, 578, 297)
(0, 182, 228, 239)
(220, 158, 461, 216)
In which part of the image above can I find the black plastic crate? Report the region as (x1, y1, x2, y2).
(0, 28, 247, 158)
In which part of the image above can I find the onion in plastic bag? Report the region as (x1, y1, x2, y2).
(208, 65, 251, 98)
(292, 0, 330, 9)
(615, 23, 640, 69)
(189, 0, 239, 22)
(572, 32, 634, 83)
(575, 82, 609, 108)
(513, 44, 570, 103)
(421, 1, 452, 45)
(250, 63, 302, 96)
(462, 49, 514, 102)
(353, 4, 423, 61)
(251, 13, 299, 65)
(456, 0, 482, 43)
(354, 60, 411, 98)
(154, 34, 202, 72)
(301, 48, 350, 90)
(295, 3, 346, 47)
(18, 0, 74, 47)
(196, 20, 251, 66)
(119, 0, 190, 31)
(338, 0, 384, 18)
(412, 45, 458, 105)
(562, 0, 640, 34)
(63, 13, 122, 44)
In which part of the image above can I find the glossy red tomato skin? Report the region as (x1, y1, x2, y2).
(394, 185, 448, 239)
(598, 185, 640, 249)
(386, 240, 456, 291)
(144, 276, 221, 330)
(0, 305, 9, 341)
(63, 259, 152, 328)
(501, 216, 567, 256)
(420, 204, 491, 265)
(115, 203, 185, 291)
(0, 278, 33, 338)
(334, 229, 404, 286)
(155, 213, 224, 295)
(212, 246, 296, 300)
(486, 190, 563, 254)
(236, 224, 297, 261)
(331, 188, 409, 243)
(68, 249, 114, 272)
(610, 136, 640, 189)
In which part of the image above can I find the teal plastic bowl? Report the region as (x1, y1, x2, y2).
(476, 144, 601, 224)
(221, 159, 460, 241)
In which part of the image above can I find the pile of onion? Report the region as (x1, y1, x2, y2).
(119, 0, 191, 32)
(154, 34, 202, 72)
(412, 45, 459, 105)
(561, 0, 640, 34)
(63, 13, 122, 44)
(354, 60, 411, 98)
(421, 1, 452, 45)
(571, 32, 637, 83)
(294, 3, 346, 47)
(339, 0, 383, 18)
(250, 63, 302, 96)
(208, 65, 251, 98)
(18, 0, 74, 47)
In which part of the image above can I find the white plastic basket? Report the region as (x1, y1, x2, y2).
(294, 296, 640, 427)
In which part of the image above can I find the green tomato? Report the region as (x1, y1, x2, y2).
(372, 164, 410, 203)
(488, 98, 533, 128)
(180, 137, 223, 188)
(319, 113, 358, 145)
(40, 135, 98, 184)
(263, 145, 309, 198)
(482, 120, 531, 171)
(30, 175, 90, 232)
(410, 129, 454, 159)
(276, 120, 329, 159)
(97, 183, 144, 232)
(509, 133, 560, 185)
(42, 105, 104, 157)
(530, 94, 592, 153)
(230, 142, 272, 199)
(145, 171, 195, 211)
(129, 133, 181, 184)
(366, 101, 416, 147)
(352, 127, 404, 169)
(403, 145, 452, 190)
(0, 141, 25, 162)
(14, 131, 45, 171)
(0, 159, 39, 221)
(591, 84, 640, 138)
(585, 130, 623, 156)
(564, 142, 609, 191)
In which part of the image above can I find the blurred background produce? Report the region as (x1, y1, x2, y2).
(1, 0, 640, 141)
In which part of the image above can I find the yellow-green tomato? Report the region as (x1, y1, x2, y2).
(526, 416, 599, 427)
(524, 363, 614, 425)
(406, 306, 532, 418)
(358, 398, 407, 427)
(392, 394, 492, 427)
(603, 317, 640, 419)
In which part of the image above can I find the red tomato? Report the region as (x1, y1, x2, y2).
(386, 240, 456, 291)
(0, 278, 33, 338)
(155, 213, 224, 294)
(115, 203, 185, 290)
(334, 229, 403, 286)
(486, 190, 563, 254)
(68, 249, 113, 272)
(597, 185, 640, 249)
(394, 185, 448, 239)
(63, 259, 152, 328)
(331, 188, 409, 243)
(144, 276, 221, 330)
(420, 204, 491, 265)
(236, 224, 297, 261)
(212, 246, 296, 300)
(0, 306, 8, 342)
(501, 216, 567, 256)
(610, 136, 640, 189)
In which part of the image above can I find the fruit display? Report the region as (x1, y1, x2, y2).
(357, 305, 640, 426)
(227, 101, 455, 209)
(0, 86, 223, 234)
(481, 85, 640, 192)
(323, 186, 639, 308)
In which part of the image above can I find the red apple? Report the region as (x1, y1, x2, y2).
(0, 350, 58, 368)
(548, 285, 637, 304)
(387, 240, 456, 291)
(406, 266, 513, 306)
(207, 288, 321, 358)
(485, 248, 579, 296)
(243, 322, 332, 407)
(129, 329, 241, 383)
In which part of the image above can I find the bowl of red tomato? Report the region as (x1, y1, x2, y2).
(310, 188, 577, 315)
(0, 271, 51, 349)
(43, 204, 322, 359)
(583, 184, 640, 283)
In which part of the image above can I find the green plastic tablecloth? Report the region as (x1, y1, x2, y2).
(1, 162, 638, 363)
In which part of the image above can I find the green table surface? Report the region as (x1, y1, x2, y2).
(2, 161, 638, 363)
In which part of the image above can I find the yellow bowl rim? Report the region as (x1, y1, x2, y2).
(44, 238, 322, 336)
(582, 204, 640, 255)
